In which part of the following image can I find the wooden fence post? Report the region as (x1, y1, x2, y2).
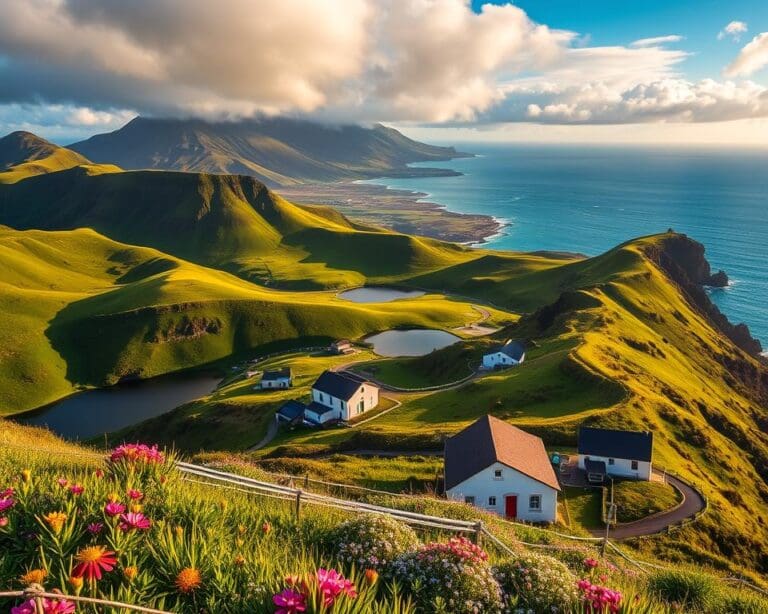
(473, 520, 483, 546)
(295, 489, 302, 521)
(304, 474, 310, 489)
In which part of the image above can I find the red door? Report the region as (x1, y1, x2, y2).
(505, 495, 517, 519)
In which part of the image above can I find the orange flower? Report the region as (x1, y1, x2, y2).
(68, 576, 83, 593)
(234, 555, 245, 567)
(21, 469, 31, 483)
(129, 503, 143, 514)
(20, 569, 47, 585)
(72, 546, 117, 581)
(43, 512, 67, 534)
(237, 524, 246, 535)
(175, 567, 202, 593)
(235, 538, 244, 548)
(364, 568, 379, 585)
(174, 525, 184, 538)
(123, 566, 138, 582)
(107, 492, 119, 503)
(261, 521, 272, 534)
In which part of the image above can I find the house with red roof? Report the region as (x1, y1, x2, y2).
(444, 415, 560, 523)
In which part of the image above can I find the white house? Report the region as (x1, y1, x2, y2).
(444, 415, 560, 523)
(304, 370, 379, 425)
(577, 426, 653, 483)
(259, 368, 292, 389)
(482, 340, 526, 370)
(330, 340, 354, 355)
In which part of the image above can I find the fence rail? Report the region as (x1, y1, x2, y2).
(0, 586, 171, 613)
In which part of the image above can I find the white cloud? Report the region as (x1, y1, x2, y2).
(630, 35, 683, 48)
(724, 33, 768, 77)
(718, 21, 748, 42)
(0, 103, 135, 142)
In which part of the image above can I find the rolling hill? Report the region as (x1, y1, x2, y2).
(68, 116, 469, 185)
(0, 131, 92, 184)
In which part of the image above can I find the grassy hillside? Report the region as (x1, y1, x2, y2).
(0, 226, 500, 414)
(68, 116, 468, 185)
(0, 131, 93, 184)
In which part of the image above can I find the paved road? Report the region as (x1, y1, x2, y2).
(593, 473, 706, 539)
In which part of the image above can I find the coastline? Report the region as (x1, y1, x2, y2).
(277, 181, 505, 245)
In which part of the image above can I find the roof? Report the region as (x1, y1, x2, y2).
(444, 415, 560, 491)
(262, 367, 292, 381)
(312, 370, 371, 401)
(585, 459, 607, 475)
(578, 427, 653, 462)
(499, 340, 525, 360)
(305, 401, 335, 416)
(277, 400, 305, 420)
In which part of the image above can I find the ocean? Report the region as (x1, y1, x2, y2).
(363, 144, 768, 347)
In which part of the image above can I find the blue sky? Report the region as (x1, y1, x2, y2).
(1, 1, 768, 145)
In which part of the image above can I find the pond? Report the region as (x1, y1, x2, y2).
(365, 329, 460, 357)
(338, 287, 426, 303)
(15, 371, 222, 440)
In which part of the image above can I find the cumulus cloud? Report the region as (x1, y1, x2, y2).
(724, 32, 768, 77)
(718, 21, 748, 42)
(0, 0, 766, 130)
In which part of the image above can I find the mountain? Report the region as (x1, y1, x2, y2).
(0, 164, 472, 288)
(0, 131, 91, 184)
(68, 116, 469, 185)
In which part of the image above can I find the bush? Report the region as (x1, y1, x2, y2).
(390, 537, 503, 613)
(648, 569, 722, 611)
(325, 514, 420, 571)
(719, 590, 768, 614)
(495, 552, 579, 612)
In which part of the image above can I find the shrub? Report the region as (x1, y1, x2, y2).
(648, 569, 722, 611)
(390, 536, 503, 613)
(325, 514, 420, 571)
(719, 590, 768, 614)
(495, 552, 579, 612)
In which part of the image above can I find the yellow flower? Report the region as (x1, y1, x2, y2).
(123, 566, 138, 582)
(174, 525, 184, 538)
(21, 469, 31, 483)
(235, 538, 244, 548)
(43, 512, 67, 534)
(107, 492, 119, 503)
(130, 503, 143, 513)
(68, 576, 83, 593)
(218, 499, 228, 511)
(234, 555, 245, 567)
(20, 569, 47, 585)
(175, 567, 202, 593)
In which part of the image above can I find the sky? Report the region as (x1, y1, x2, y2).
(1, 0, 768, 145)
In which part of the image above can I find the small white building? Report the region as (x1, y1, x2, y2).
(444, 415, 560, 523)
(482, 340, 526, 370)
(577, 426, 653, 483)
(304, 370, 379, 425)
(259, 368, 292, 389)
(330, 340, 354, 355)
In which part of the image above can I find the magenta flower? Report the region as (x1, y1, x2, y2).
(69, 484, 84, 495)
(119, 512, 151, 532)
(584, 557, 599, 570)
(127, 489, 143, 500)
(12, 598, 75, 614)
(87, 522, 104, 535)
(316, 568, 357, 606)
(94, 469, 104, 479)
(0, 487, 14, 498)
(57, 478, 68, 488)
(273, 589, 306, 614)
(104, 502, 126, 517)
(109, 443, 165, 465)
(0, 497, 14, 513)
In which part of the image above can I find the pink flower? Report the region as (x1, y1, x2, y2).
(127, 489, 143, 500)
(87, 522, 104, 535)
(273, 589, 306, 614)
(57, 478, 68, 488)
(109, 443, 165, 465)
(0, 497, 14, 513)
(316, 568, 357, 606)
(0, 517, 8, 528)
(94, 469, 104, 479)
(69, 484, 84, 495)
(584, 557, 599, 569)
(0, 487, 14, 498)
(104, 502, 126, 517)
(119, 512, 151, 532)
(12, 598, 76, 614)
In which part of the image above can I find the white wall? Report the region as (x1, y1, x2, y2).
(262, 377, 291, 389)
(311, 384, 379, 421)
(446, 461, 557, 523)
(482, 352, 524, 369)
(577, 455, 652, 481)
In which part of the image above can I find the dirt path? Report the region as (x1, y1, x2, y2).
(591, 472, 706, 539)
(248, 415, 279, 451)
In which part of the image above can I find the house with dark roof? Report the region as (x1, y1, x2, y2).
(577, 426, 654, 483)
(276, 400, 306, 425)
(305, 370, 379, 425)
(444, 415, 560, 522)
(259, 367, 292, 389)
(482, 340, 526, 370)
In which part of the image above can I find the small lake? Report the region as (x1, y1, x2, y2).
(365, 329, 460, 357)
(338, 287, 425, 303)
(16, 371, 222, 440)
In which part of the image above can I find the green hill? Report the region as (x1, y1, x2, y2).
(0, 131, 93, 184)
(68, 116, 468, 185)
(0, 166, 478, 288)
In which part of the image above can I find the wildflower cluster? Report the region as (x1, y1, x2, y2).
(109, 443, 165, 465)
(326, 514, 420, 571)
(273, 568, 360, 613)
(391, 536, 503, 612)
(578, 579, 623, 613)
(11, 597, 76, 614)
(495, 552, 579, 612)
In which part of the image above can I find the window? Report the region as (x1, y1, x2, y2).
(464, 496, 475, 505)
(608, 458, 615, 465)
(631, 460, 639, 470)
(488, 496, 497, 506)
(529, 495, 542, 511)
(493, 469, 503, 480)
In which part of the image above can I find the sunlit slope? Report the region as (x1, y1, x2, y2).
(0, 226, 486, 415)
(0, 166, 478, 288)
(0, 131, 94, 184)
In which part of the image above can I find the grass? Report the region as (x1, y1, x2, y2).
(612, 480, 682, 524)
(562, 487, 603, 531)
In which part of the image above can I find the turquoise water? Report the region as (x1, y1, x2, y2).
(365, 145, 768, 347)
